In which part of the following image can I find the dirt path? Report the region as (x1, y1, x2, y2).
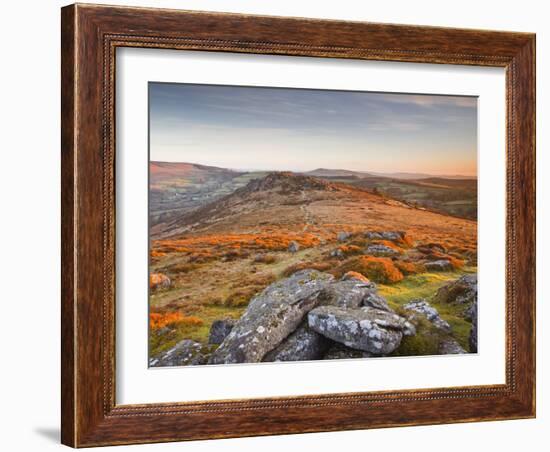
(299, 190, 315, 232)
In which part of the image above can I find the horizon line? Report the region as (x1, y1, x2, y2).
(150, 160, 477, 179)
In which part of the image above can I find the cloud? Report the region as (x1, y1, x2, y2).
(149, 82, 477, 175)
(379, 93, 477, 109)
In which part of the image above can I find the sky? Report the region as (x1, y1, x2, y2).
(149, 82, 477, 176)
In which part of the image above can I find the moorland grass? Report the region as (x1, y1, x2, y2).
(390, 316, 443, 356)
(149, 236, 477, 358)
(149, 304, 245, 357)
(379, 267, 476, 353)
(377, 269, 475, 306)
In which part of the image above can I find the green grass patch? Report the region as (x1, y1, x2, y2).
(446, 317, 472, 350)
(379, 268, 477, 353)
(149, 305, 245, 358)
(390, 316, 443, 356)
(377, 271, 464, 307)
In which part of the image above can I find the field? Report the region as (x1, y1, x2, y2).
(148, 163, 477, 362)
(308, 173, 477, 220)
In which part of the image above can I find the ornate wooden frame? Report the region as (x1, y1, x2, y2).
(61, 3, 536, 447)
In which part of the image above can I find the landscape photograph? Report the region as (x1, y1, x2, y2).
(148, 82, 478, 367)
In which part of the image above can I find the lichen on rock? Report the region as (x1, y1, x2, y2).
(149, 340, 217, 367)
(209, 269, 334, 364)
(308, 305, 414, 355)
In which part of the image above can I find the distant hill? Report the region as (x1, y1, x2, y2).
(156, 171, 476, 241)
(150, 161, 264, 230)
(150, 162, 478, 238)
(304, 167, 476, 180)
(408, 177, 477, 190)
(150, 161, 242, 194)
(298, 168, 477, 220)
(348, 176, 477, 220)
(155, 171, 343, 238)
(371, 172, 476, 180)
(303, 168, 372, 178)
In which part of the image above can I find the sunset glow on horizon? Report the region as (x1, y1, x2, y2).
(149, 82, 477, 177)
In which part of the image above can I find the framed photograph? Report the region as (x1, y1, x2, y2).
(61, 3, 536, 447)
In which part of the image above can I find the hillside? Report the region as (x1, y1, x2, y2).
(304, 168, 476, 180)
(150, 162, 478, 238)
(150, 161, 265, 230)
(157, 171, 476, 244)
(348, 176, 477, 220)
(149, 171, 478, 363)
(303, 168, 372, 178)
(300, 168, 477, 219)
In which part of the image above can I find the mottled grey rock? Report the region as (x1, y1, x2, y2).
(288, 241, 300, 253)
(365, 231, 383, 240)
(365, 244, 399, 257)
(382, 231, 406, 241)
(439, 339, 467, 354)
(464, 302, 475, 321)
(318, 278, 376, 309)
(308, 306, 414, 354)
(362, 292, 391, 312)
(337, 231, 352, 242)
(433, 274, 477, 306)
(469, 298, 478, 353)
(404, 299, 451, 332)
(424, 259, 453, 271)
(209, 270, 334, 364)
(208, 319, 236, 345)
(149, 340, 216, 367)
(366, 231, 405, 242)
(263, 322, 329, 362)
(323, 343, 375, 360)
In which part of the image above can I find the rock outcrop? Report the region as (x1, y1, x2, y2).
(365, 244, 399, 257)
(365, 231, 406, 242)
(323, 343, 375, 360)
(262, 322, 330, 362)
(317, 278, 376, 309)
(404, 299, 451, 332)
(433, 274, 477, 305)
(150, 340, 216, 367)
(208, 319, 236, 344)
(433, 274, 478, 353)
(439, 339, 466, 354)
(468, 298, 478, 353)
(308, 306, 414, 355)
(208, 270, 333, 364)
(362, 292, 391, 312)
(153, 267, 479, 366)
(424, 260, 453, 271)
(263, 274, 384, 361)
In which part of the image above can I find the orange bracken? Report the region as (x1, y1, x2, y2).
(149, 312, 204, 330)
(333, 256, 404, 284)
